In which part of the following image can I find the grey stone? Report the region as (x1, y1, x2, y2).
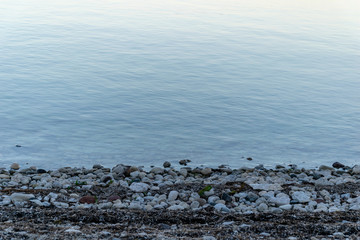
(245, 192, 259, 202)
(129, 182, 149, 193)
(168, 190, 179, 201)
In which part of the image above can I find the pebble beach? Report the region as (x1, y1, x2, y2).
(1, 161, 360, 239)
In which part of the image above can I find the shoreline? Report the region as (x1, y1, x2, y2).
(1, 161, 360, 239)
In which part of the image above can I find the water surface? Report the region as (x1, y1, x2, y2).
(0, 0, 359, 169)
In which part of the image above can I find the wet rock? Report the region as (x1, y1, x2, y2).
(179, 159, 191, 166)
(37, 169, 47, 174)
(10, 163, 20, 170)
(247, 157, 253, 161)
(332, 162, 345, 169)
(79, 196, 96, 204)
(93, 164, 103, 169)
(163, 161, 171, 168)
(319, 165, 334, 171)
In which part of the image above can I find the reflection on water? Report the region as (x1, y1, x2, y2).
(0, 0, 359, 169)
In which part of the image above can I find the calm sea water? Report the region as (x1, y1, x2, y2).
(0, 0, 359, 170)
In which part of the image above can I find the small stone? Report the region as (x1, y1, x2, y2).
(37, 169, 47, 174)
(221, 193, 232, 202)
(203, 236, 216, 240)
(129, 202, 142, 210)
(328, 206, 340, 212)
(163, 161, 171, 168)
(108, 195, 121, 202)
(168, 190, 179, 201)
(0, 174, 10, 179)
(79, 196, 96, 204)
(318, 165, 334, 171)
(65, 227, 82, 234)
(190, 201, 200, 209)
(150, 167, 164, 174)
(271, 193, 290, 206)
(214, 203, 230, 212)
(53, 201, 69, 208)
(246, 157, 253, 161)
(290, 199, 300, 204)
(158, 223, 171, 230)
(332, 162, 345, 169)
(312, 173, 322, 180)
(112, 164, 126, 179)
(179, 159, 191, 166)
(167, 205, 185, 211)
(245, 192, 258, 202)
(179, 168, 188, 177)
(352, 165, 360, 174)
(291, 191, 311, 203)
(10, 193, 35, 203)
(201, 168, 212, 175)
(101, 175, 113, 183)
(93, 164, 103, 169)
(250, 183, 283, 191)
(257, 203, 268, 212)
(332, 232, 344, 237)
(279, 204, 292, 211)
(129, 182, 149, 193)
(10, 163, 20, 170)
(197, 198, 207, 206)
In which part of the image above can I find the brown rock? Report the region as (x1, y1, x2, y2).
(108, 195, 121, 202)
(79, 195, 96, 204)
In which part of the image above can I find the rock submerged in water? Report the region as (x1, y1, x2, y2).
(332, 162, 345, 169)
(10, 163, 20, 170)
(163, 161, 171, 168)
(179, 159, 191, 166)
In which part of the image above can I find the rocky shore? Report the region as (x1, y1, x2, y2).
(1, 161, 360, 239)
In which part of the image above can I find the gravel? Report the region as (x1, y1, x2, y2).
(1, 162, 360, 239)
